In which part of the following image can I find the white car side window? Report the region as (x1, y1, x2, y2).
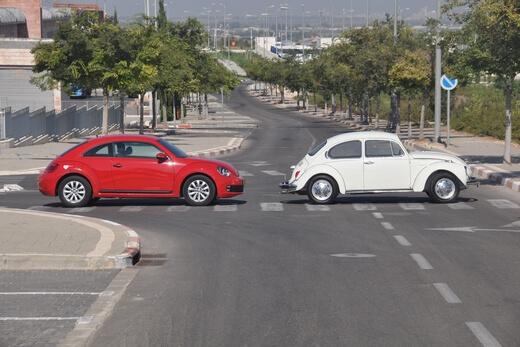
(365, 140, 393, 157)
(391, 141, 404, 156)
(329, 141, 362, 159)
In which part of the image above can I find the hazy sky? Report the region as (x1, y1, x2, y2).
(45, 0, 440, 22)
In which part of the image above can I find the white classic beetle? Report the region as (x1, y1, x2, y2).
(279, 131, 478, 204)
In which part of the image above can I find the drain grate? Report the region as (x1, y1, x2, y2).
(137, 253, 168, 266)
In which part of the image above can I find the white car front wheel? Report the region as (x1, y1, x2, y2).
(429, 173, 459, 203)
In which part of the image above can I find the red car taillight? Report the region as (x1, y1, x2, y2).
(295, 171, 301, 178)
(44, 163, 59, 173)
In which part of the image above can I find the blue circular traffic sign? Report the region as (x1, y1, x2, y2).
(441, 75, 458, 91)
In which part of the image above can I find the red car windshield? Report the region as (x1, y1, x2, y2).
(158, 138, 189, 158)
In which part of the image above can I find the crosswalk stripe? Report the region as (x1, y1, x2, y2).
(214, 204, 238, 212)
(239, 171, 254, 177)
(167, 206, 191, 212)
(261, 170, 286, 176)
(352, 203, 377, 211)
(69, 207, 96, 213)
(260, 202, 284, 211)
(447, 202, 475, 209)
(119, 206, 145, 212)
(305, 204, 331, 211)
(487, 199, 520, 209)
(399, 203, 425, 210)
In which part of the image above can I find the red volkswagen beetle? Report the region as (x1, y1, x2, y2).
(38, 135, 245, 207)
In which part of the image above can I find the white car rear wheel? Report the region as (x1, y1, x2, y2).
(307, 175, 338, 204)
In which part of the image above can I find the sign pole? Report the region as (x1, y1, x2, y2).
(440, 74, 458, 147)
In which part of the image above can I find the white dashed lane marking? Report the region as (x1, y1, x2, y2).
(433, 283, 462, 304)
(466, 322, 502, 347)
(410, 254, 433, 270)
(394, 235, 412, 246)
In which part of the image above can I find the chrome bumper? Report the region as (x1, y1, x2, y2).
(279, 182, 297, 194)
(467, 177, 480, 187)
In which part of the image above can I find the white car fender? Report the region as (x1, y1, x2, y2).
(293, 164, 346, 192)
(412, 162, 468, 192)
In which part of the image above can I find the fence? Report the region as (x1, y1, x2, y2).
(0, 104, 120, 148)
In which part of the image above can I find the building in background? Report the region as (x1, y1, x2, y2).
(0, 0, 100, 111)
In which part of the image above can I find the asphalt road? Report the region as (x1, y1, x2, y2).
(1, 84, 520, 346)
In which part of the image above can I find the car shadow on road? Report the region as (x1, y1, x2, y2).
(281, 194, 478, 205)
(42, 198, 247, 208)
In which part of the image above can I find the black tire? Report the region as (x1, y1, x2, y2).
(183, 175, 216, 206)
(428, 172, 460, 203)
(307, 175, 338, 204)
(58, 176, 92, 207)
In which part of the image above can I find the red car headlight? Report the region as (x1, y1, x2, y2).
(217, 166, 231, 177)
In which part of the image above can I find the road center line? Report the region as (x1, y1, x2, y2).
(381, 222, 394, 230)
(372, 212, 384, 219)
(394, 235, 412, 246)
(0, 291, 112, 296)
(410, 253, 433, 269)
(433, 283, 462, 303)
(466, 322, 502, 347)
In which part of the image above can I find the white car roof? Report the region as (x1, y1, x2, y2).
(325, 131, 400, 145)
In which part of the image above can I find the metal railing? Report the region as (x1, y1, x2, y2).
(0, 104, 120, 147)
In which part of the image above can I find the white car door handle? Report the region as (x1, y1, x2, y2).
(364, 161, 374, 165)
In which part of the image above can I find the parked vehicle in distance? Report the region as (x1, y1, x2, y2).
(279, 131, 477, 204)
(68, 85, 91, 99)
(38, 135, 245, 207)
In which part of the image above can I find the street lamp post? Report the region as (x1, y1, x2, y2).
(342, 8, 345, 32)
(302, 4, 305, 61)
(366, 0, 370, 26)
(434, 0, 442, 143)
(280, 6, 289, 55)
(350, 0, 353, 28)
(203, 8, 211, 48)
(319, 9, 324, 38)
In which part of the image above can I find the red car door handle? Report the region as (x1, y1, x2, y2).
(113, 163, 123, 168)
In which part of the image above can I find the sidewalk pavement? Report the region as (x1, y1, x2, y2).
(2, 89, 520, 270)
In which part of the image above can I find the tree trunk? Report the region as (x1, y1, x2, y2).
(119, 91, 125, 134)
(102, 88, 109, 135)
(407, 97, 412, 139)
(152, 91, 157, 131)
(504, 75, 513, 164)
(139, 92, 145, 135)
(419, 88, 427, 140)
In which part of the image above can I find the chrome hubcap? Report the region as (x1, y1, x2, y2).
(311, 180, 332, 201)
(187, 179, 210, 202)
(434, 178, 455, 200)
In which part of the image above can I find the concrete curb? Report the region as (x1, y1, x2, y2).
(188, 137, 244, 158)
(0, 208, 141, 270)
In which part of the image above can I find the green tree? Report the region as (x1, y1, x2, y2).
(446, 0, 520, 164)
